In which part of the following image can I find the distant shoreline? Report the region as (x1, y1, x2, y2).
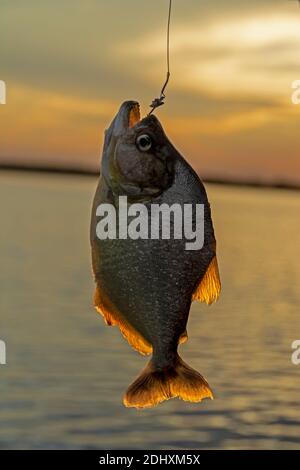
(0, 163, 299, 191)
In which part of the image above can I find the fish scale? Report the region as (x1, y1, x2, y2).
(90, 101, 221, 408)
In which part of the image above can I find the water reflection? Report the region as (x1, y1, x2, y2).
(0, 172, 300, 449)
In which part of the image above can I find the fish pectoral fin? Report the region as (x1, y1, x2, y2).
(192, 255, 221, 305)
(94, 286, 152, 356)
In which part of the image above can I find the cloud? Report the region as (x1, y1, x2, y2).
(117, 12, 300, 102)
(1, 0, 300, 182)
(0, 83, 118, 166)
(163, 106, 298, 137)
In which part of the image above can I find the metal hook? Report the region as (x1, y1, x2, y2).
(148, 0, 172, 115)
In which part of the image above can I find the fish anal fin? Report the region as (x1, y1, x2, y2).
(94, 286, 152, 356)
(192, 255, 221, 305)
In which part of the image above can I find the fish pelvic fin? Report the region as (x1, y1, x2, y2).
(94, 286, 152, 356)
(192, 255, 221, 305)
(123, 354, 213, 409)
(179, 329, 188, 345)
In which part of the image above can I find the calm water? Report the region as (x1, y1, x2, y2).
(0, 171, 300, 450)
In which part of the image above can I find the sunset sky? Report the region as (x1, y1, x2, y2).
(0, 0, 300, 183)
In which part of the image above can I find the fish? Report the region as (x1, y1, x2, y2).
(90, 101, 221, 409)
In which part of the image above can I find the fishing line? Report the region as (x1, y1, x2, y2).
(148, 0, 172, 115)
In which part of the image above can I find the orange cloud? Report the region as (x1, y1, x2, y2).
(0, 84, 118, 167)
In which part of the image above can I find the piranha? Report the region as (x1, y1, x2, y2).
(90, 101, 221, 409)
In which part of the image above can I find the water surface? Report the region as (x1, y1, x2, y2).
(0, 172, 300, 449)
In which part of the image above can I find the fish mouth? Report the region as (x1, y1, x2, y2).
(108, 100, 141, 140)
(128, 101, 141, 129)
(102, 101, 141, 181)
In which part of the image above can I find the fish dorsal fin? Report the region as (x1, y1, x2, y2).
(192, 255, 221, 305)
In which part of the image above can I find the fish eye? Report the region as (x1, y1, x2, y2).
(136, 134, 152, 152)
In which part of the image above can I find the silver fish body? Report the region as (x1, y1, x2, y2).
(90, 101, 221, 408)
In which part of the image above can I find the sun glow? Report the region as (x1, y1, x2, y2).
(118, 13, 300, 100)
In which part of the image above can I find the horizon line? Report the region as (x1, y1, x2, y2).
(0, 162, 299, 192)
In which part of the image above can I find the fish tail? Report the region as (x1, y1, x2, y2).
(123, 354, 213, 409)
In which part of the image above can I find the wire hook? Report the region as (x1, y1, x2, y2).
(148, 0, 172, 115)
